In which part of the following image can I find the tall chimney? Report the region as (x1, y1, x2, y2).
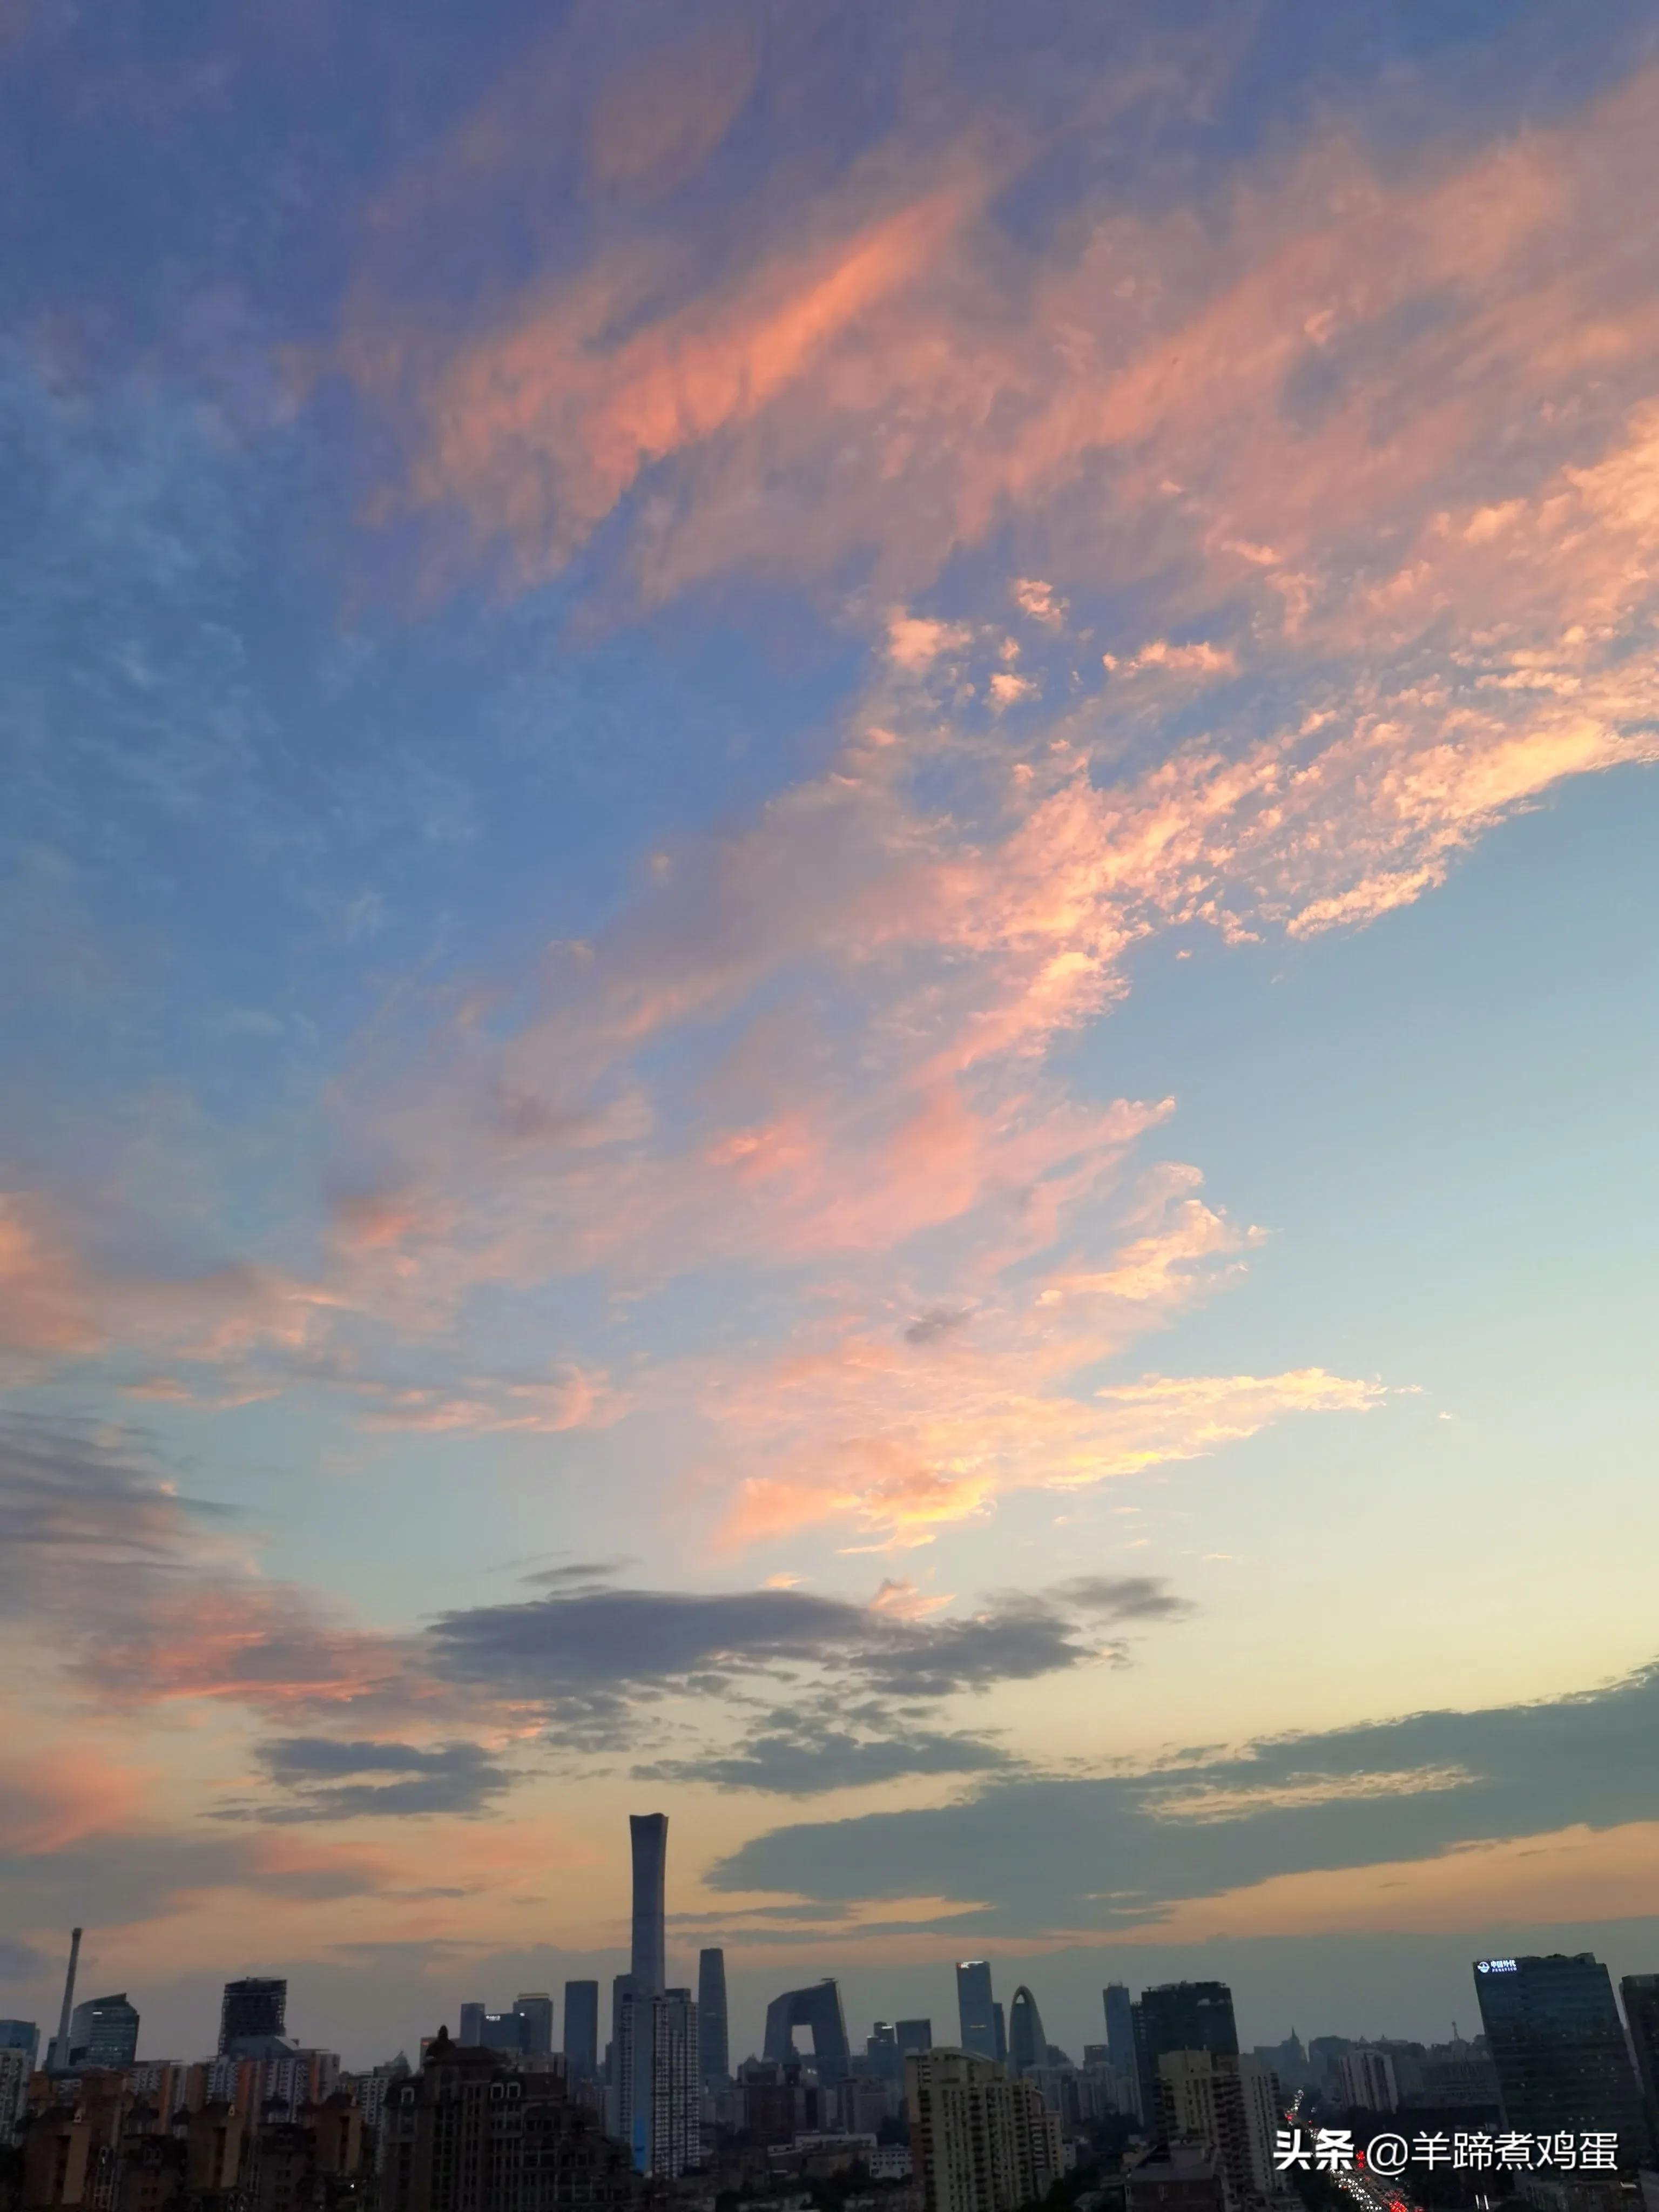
(52, 1926, 83, 2071)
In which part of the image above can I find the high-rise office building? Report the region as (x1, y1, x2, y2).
(1103, 1987, 1135, 2076)
(482, 2010, 528, 2054)
(563, 1981, 599, 2083)
(1134, 1981, 1239, 2123)
(68, 1993, 140, 2069)
(516, 1994, 555, 2059)
(1007, 1988, 1047, 2078)
(220, 1977, 288, 2054)
(630, 1813, 667, 1995)
(763, 1979, 852, 2085)
(458, 2002, 486, 2047)
(698, 1950, 729, 2086)
(993, 2004, 1007, 2065)
(1474, 1955, 1648, 2154)
(907, 2047, 1062, 2212)
(898, 2019, 934, 2054)
(0, 2021, 39, 2065)
(955, 1962, 999, 2062)
(650, 1989, 700, 2180)
(1622, 1975, 1659, 2149)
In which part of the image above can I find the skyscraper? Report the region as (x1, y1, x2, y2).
(220, 1977, 288, 2054)
(1103, 1986, 1135, 2075)
(630, 1813, 668, 1995)
(516, 1994, 555, 2059)
(898, 2019, 934, 2054)
(1134, 1981, 1239, 2124)
(955, 1962, 998, 2062)
(697, 1950, 729, 2086)
(458, 2003, 486, 2048)
(1474, 1955, 1648, 2154)
(68, 1993, 140, 2069)
(563, 1981, 599, 2083)
(1007, 1988, 1047, 2078)
(0, 2022, 39, 2065)
(762, 1979, 852, 2085)
(1621, 1975, 1659, 2149)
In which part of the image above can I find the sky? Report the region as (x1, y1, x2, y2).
(3, 0, 1659, 2072)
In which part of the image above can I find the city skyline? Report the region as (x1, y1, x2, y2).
(4, 0, 1659, 2085)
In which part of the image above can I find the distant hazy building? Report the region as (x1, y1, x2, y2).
(1253, 2032, 1311, 2092)
(1007, 1989, 1048, 2079)
(564, 1981, 599, 2083)
(516, 1993, 555, 2060)
(764, 1979, 852, 2086)
(458, 2002, 487, 2047)
(907, 2048, 1062, 2212)
(220, 1978, 288, 2054)
(630, 1815, 667, 1995)
(955, 1963, 999, 2063)
(1134, 1982, 1239, 2125)
(0, 2021, 38, 2066)
(68, 1993, 139, 2069)
(1337, 2048, 1400, 2113)
(698, 1950, 729, 2086)
(993, 2004, 1008, 2065)
(1418, 2038, 1499, 2109)
(898, 2019, 934, 2054)
(1475, 1955, 1648, 2155)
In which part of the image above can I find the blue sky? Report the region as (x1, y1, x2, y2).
(3, 0, 1659, 2068)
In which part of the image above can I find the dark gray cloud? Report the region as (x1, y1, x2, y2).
(636, 1716, 1017, 1795)
(420, 1576, 1192, 1776)
(0, 1414, 232, 1616)
(709, 1661, 1659, 1930)
(1048, 1575, 1197, 1622)
(520, 1557, 637, 1589)
(903, 1307, 971, 1344)
(240, 1738, 516, 1822)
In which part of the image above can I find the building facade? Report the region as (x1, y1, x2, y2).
(907, 2049, 1062, 2212)
(380, 2029, 638, 2212)
(67, 1995, 140, 2072)
(1155, 2049, 1283, 2208)
(1134, 1984, 1239, 2127)
(1474, 1955, 1649, 2158)
(220, 1979, 288, 2054)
